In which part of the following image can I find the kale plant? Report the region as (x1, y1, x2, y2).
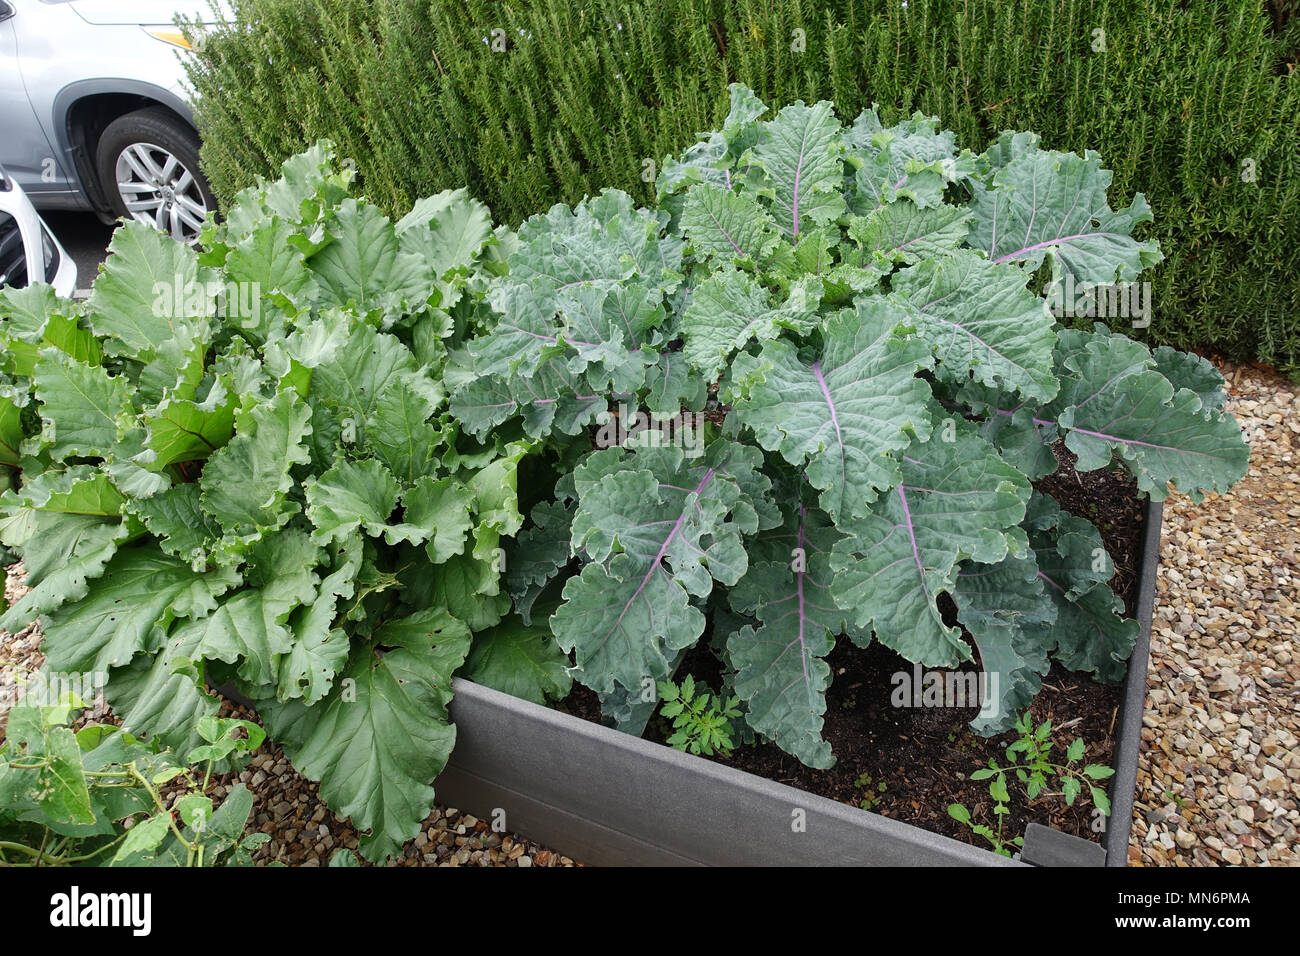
(459, 85, 1249, 770)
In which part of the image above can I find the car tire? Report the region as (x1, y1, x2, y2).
(95, 107, 216, 245)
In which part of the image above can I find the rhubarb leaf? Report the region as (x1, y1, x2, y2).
(304, 458, 401, 546)
(460, 613, 573, 705)
(199, 389, 313, 551)
(85, 219, 206, 358)
(276, 607, 471, 863)
(164, 531, 321, 686)
(41, 547, 239, 674)
(32, 350, 131, 459)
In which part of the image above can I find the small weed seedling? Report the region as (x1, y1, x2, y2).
(657, 675, 742, 757)
(948, 713, 1115, 856)
(852, 772, 888, 810)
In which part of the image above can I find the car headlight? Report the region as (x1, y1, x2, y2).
(41, 226, 60, 282)
(143, 27, 192, 49)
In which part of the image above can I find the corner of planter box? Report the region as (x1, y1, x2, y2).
(1102, 496, 1164, 866)
(439, 676, 1025, 866)
(438, 498, 1164, 868)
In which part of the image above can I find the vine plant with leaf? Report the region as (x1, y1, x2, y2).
(0, 696, 264, 866)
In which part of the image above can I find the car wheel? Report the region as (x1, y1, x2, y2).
(95, 107, 216, 245)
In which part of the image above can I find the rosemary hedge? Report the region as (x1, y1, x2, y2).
(183, 0, 1300, 376)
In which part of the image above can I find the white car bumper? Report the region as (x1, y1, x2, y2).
(0, 169, 78, 298)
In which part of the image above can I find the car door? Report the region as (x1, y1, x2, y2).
(0, 1, 75, 199)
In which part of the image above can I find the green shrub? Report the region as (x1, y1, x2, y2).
(186, 0, 1299, 375)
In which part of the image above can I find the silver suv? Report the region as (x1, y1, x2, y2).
(0, 0, 221, 244)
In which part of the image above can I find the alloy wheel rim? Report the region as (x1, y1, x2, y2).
(114, 142, 208, 244)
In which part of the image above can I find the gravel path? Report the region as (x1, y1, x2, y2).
(3, 358, 1295, 866)
(1131, 360, 1298, 865)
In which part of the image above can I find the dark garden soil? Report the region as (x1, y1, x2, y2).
(554, 442, 1148, 853)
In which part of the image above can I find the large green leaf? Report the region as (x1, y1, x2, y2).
(41, 547, 239, 674)
(0, 394, 23, 475)
(951, 552, 1055, 736)
(364, 384, 445, 484)
(1048, 330, 1248, 501)
(450, 359, 607, 441)
(747, 99, 845, 237)
(276, 533, 362, 704)
(396, 188, 495, 281)
(304, 457, 401, 546)
(681, 266, 815, 381)
(680, 183, 779, 264)
(277, 608, 471, 862)
(890, 251, 1059, 402)
(968, 147, 1163, 291)
(308, 198, 433, 315)
(1150, 346, 1228, 414)
(460, 613, 572, 705)
(829, 422, 1031, 666)
(845, 109, 963, 211)
(85, 219, 207, 358)
(221, 215, 317, 336)
(552, 442, 768, 693)
(728, 297, 933, 520)
(0, 283, 99, 375)
(199, 389, 313, 550)
(1028, 496, 1138, 683)
(656, 83, 767, 199)
(0, 512, 130, 631)
(165, 531, 321, 686)
(31, 350, 131, 459)
(726, 504, 850, 768)
(382, 476, 475, 561)
(505, 492, 576, 623)
(143, 380, 238, 467)
(219, 140, 345, 242)
(105, 651, 221, 756)
(849, 200, 971, 265)
(127, 483, 223, 568)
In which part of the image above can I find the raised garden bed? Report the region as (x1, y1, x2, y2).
(0, 87, 1247, 868)
(437, 497, 1163, 866)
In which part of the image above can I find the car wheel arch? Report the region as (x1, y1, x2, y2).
(51, 80, 197, 221)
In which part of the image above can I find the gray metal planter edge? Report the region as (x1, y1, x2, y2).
(436, 498, 1165, 868)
